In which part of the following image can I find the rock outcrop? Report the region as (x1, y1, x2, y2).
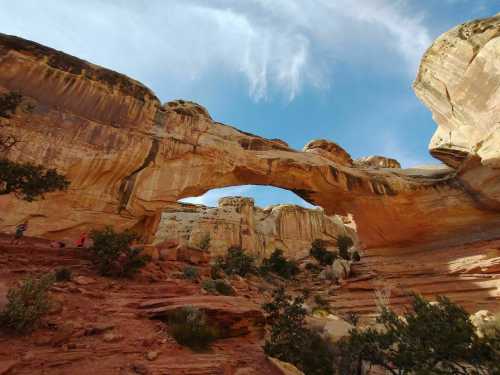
(354, 156, 401, 169)
(414, 13, 500, 210)
(154, 197, 356, 259)
(1, 16, 500, 251)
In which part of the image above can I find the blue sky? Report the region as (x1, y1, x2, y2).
(1, 0, 498, 208)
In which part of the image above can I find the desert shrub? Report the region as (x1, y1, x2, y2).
(336, 294, 500, 374)
(54, 267, 72, 282)
(263, 288, 335, 375)
(167, 306, 219, 350)
(310, 239, 336, 266)
(304, 262, 321, 272)
(183, 266, 199, 281)
(337, 235, 353, 260)
(260, 249, 299, 279)
(313, 294, 330, 312)
(216, 247, 255, 277)
(0, 91, 22, 118)
(202, 279, 234, 296)
(0, 273, 54, 333)
(0, 158, 69, 201)
(89, 227, 150, 278)
(198, 234, 210, 250)
(351, 250, 361, 262)
(210, 262, 223, 279)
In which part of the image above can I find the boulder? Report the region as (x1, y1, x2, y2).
(332, 259, 351, 281)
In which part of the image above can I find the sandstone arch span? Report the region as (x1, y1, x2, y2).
(1, 16, 500, 250)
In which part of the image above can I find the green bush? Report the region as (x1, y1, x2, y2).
(167, 306, 219, 350)
(183, 266, 199, 281)
(260, 249, 299, 279)
(263, 288, 335, 375)
(54, 267, 72, 282)
(202, 279, 235, 296)
(216, 247, 255, 277)
(337, 235, 353, 260)
(310, 239, 336, 266)
(0, 273, 54, 333)
(336, 294, 500, 374)
(89, 227, 150, 278)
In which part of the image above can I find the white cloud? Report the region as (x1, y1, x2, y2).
(0, 0, 431, 101)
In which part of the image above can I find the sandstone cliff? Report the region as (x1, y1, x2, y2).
(154, 197, 356, 259)
(0, 15, 500, 251)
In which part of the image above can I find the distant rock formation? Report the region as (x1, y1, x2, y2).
(354, 156, 401, 169)
(154, 197, 356, 259)
(1, 15, 500, 251)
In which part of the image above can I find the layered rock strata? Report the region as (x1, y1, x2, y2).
(0, 15, 500, 251)
(154, 197, 356, 259)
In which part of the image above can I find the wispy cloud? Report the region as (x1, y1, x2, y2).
(0, 0, 431, 101)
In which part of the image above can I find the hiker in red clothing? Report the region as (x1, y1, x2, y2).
(75, 232, 87, 248)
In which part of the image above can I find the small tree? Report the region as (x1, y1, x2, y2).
(1, 92, 69, 201)
(89, 227, 150, 278)
(263, 288, 335, 375)
(0, 159, 69, 201)
(260, 249, 299, 279)
(337, 294, 500, 375)
(167, 306, 219, 350)
(310, 239, 336, 266)
(183, 266, 199, 281)
(215, 247, 255, 277)
(337, 235, 353, 260)
(0, 273, 55, 333)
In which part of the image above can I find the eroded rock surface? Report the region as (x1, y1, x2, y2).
(1, 18, 500, 250)
(154, 197, 356, 259)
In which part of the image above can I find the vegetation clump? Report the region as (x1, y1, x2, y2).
(89, 227, 150, 278)
(54, 267, 72, 282)
(260, 249, 299, 279)
(214, 247, 255, 277)
(0, 91, 22, 118)
(201, 279, 235, 296)
(198, 234, 210, 250)
(0, 273, 55, 333)
(0, 159, 69, 201)
(337, 235, 354, 260)
(183, 266, 199, 281)
(336, 294, 500, 374)
(263, 288, 335, 375)
(167, 306, 219, 350)
(310, 239, 337, 266)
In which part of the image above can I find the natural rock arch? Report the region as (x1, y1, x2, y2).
(1, 15, 500, 250)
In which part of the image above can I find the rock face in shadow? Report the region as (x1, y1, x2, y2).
(155, 197, 356, 259)
(1, 16, 500, 251)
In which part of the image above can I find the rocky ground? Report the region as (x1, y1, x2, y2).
(0, 235, 286, 375)
(1, 232, 498, 375)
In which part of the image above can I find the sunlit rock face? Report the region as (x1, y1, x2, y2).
(1, 18, 500, 251)
(414, 13, 500, 210)
(354, 156, 401, 169)
(154, 197, 356, 259)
